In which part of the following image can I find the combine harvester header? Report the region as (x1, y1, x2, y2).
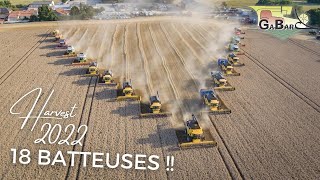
(176, 114, 217, 149)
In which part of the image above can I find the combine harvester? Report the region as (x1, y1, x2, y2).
(231, 36, 245, 46)
(218, 59, 240, 76)
(98, 70, 118, 86)
(62, 46, 76, 57)
(51, 29, 59, 36)
(55, 39, 68, 49)
(54, 34, 62, 42)
(211, 71, 235, 91)
(227, 53, 245, 67)
(71, 53, 94, 66)
(84, 62, 100, 76)
(231, 36, 244, 43)
(226, 43, 244, 55)
(51, 30, 62, 42)
(176, 114, 217, 149)
(140, 92, 172, 117)
(234, 27, 245, 35)
(200, 89, 231, 115)
(116, 80, 141, 101)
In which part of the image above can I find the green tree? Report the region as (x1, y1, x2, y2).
(256, 0, 273, 5)
(30, 15, 38, 22)
(307, 8, 320, 26)
(38, 5, 57, 21)
(307, 0, 320, 3)
(0, 0, 12, 8)
(256, 0, 292, 5)
(70, 6, 80, 16)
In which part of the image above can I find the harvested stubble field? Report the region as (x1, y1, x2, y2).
(0, 18, 319, 180)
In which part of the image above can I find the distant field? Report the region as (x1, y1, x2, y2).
(302, 5, 320, 11)
(10, 0, 59, 5)
(213, 0, 320, 10)
(213, 0, 258, 7)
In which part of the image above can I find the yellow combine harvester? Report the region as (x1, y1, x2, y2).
(218, 59, 240, 76)
(98, 70, 118, 86)
(227, 53, 245, 67)
(63, 46, 76, 57)
(52, 30, 62, 42)
(116, 80, 141, 101)
(200, 89, 231, 114)
(54, 34, 62, 42)
(140, 92, 172, 117)
(211, 71, 235, 91)
(71, 53, 93, 66)
(176, 114, 216, 149)
(51, 29, 59, 36)
(84, 62, 99, 76)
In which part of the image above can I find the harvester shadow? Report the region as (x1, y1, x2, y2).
(72, 78, 91, 86)
(41, 38, 55, 43)
(111, 102, 140, 117)
(136, 125, 179, 151)
(48, 58, 71, 65)
(37, 33, 49, 37)
(59, 68, 86, 76)
(44, 51, 63, 57)
(95, 88, 117, 100)
(316, 59, 320, 63)
(40, 44, 57, 49)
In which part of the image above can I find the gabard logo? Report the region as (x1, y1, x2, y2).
(259, 10, 294, 30)
(250, 6, 317, 30)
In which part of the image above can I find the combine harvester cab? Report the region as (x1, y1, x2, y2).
(211, 71, 235, 91)
(55, 39, 68, 49)
(51, 29, 62, 41)
(227, 42, 244, 55)
(63, 46, 76, 57)
(227, 53, 245, 67)
(200, 89, 231, 115)
(231, 36, 244, 43)
(71, 53, 92, 66)
(218, 59, 240, 76)
(51, 29, 59, 36)
(231, 37, 245, 47)
(54, 34, 62, 42)
(116, 80, 141, 101)
(140, 92, 172, 117)
(84, 62, 99, 76)
(176, 114, 216, 149)
(98, 70, 118, 86)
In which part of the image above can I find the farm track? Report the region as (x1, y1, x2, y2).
(288, 39, 320, 57)
(242, 30, 320, 106)
(213, 54, 320, 179)
(0, 29, 51, 86)
(242, 49, 320, 112)
(1, 19, 320, 180)
(0, 31, 91, 179)
(75, 77, 98, 180)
